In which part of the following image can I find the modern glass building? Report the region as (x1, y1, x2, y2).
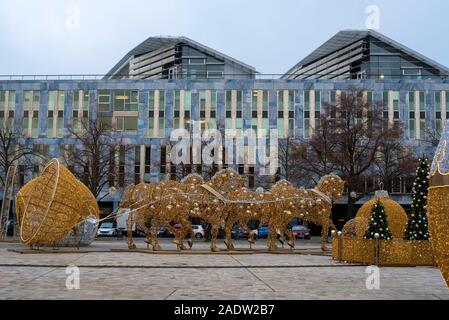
(105, 36, 257, 80)
(282, 30, 449, 80)
(1, 30, 448, 217)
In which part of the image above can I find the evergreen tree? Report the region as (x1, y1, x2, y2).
(404, 156, 430, 240)
(364, 199, 392, 240)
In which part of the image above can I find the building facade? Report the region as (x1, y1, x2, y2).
(1, 30, 448, 217)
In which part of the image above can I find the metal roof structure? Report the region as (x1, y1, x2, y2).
(105, 36, 257, 78)
(282, 29, 449, 78)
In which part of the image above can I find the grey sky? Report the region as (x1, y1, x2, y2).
(0, 0, 448, 75)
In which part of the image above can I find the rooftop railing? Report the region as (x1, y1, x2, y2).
(0, 73, 447, 81)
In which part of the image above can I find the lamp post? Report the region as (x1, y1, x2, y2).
(374, 232, 380, 265)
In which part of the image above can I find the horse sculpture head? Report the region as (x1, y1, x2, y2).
(315, 174, 345, 203)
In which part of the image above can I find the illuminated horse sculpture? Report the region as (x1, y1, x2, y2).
(147, 174, 204, 250)
(120, 170, 342, 252)
(121, 169, 244, 252)
(121, 179, 185, 250)
(270, 175, 344, 251)
(120, 182, 155, 249)
(221, 175, 344, 252)
(223, 187, 276, 250)
(193, 169, 245, 251)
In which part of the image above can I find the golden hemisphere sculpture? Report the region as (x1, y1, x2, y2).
(18, 159, 97, 246)
(354, 196, 408, 239)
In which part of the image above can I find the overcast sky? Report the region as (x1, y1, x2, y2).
(1, 0, 448, 75)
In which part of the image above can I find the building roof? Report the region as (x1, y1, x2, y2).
(282, 29, 449, 78)
(106, 36, 257, 78)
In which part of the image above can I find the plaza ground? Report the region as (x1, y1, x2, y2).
(0, 238, 448, 300)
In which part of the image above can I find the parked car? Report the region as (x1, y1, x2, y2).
(257, 225, 270, 239)
(157, 226, 166, 237)
(291, 225, 311, 239)
(97, 222, 117, 237)
(192, 225, 205, 239)
(231, 225, 257, 240)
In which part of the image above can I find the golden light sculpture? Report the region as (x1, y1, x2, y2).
(18, 159, 99, 247)
(269, 175, 345, 251)
(120, 182, 154, 249)
(334, 193, 434, 266)
(120, 169, 246, 252)
(428, 125, 449, 288)
(196, 169, 245, 252)
(354, 195, 408, 239)
(119, 170, 343, 252)
(224, 187, 276, 250)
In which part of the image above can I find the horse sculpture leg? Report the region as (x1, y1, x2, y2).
(320, 218, 330, 252)
(171, 223, 187, 251)
(286, 229, 295, 249)
(151, 220, 162, 251)
(126, 212, 137, 249)
(210, 224, 219, 252)
(223, 219, 235, 250)
(240, 222, 255, 246)
(180, 217, 194, 249)
(267, 226, 278, 251)
(142, 224, 152, 249)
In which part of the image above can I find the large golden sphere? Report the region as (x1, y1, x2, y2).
(354, 196, 408, 239)
(18, 159, 99, 246)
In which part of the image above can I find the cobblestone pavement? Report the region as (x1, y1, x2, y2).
(0, 238, 448, 300)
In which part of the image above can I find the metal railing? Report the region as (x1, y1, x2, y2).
(1, 73, 447, 81)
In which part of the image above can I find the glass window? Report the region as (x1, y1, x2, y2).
(315, 91, 321, 112)
(57, 117, 64, 137)
(22, 118, 29, 136)
(124, 117, 138, 131)
(32, 118, 39, 138)
(226, 91, 232, 111)
(277, 91, 284, 110)
(0, 91, 15, 111)
(116, 117, 137, 132)
(261, 91, 267, 112)
(48, 91, 64, 111)
(419, 92, 425, 112)
(174, 90, 180, 111)
(419, 119, 426, 140)
(277, 118, 285, 138)
(74, 90, 90, 111)
(304, 91, 310, 111)
(158, 118, 165, 138)
(98, 90, 111, 112)
(288, 118, 295, 138)
(0, 91, 5, 111)
(288, 91, 294, 111)
(435, 92, 442, 112)
(304, 119, 310, 139)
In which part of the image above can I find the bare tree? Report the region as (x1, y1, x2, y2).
(374, 123, 417, 193)
(0, 126, 42, 187)
(277, 137, 303, 184)
(294, 113, 339, 187)
(296, 87, 399, 220)
(63, 119, 132, 199)
(423, 126, 442, 148)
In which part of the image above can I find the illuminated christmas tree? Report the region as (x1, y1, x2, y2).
(364, 199, 392, 240)
(404, 156, 430, 240)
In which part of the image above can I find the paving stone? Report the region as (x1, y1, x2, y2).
(0, 239, 448, 299)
